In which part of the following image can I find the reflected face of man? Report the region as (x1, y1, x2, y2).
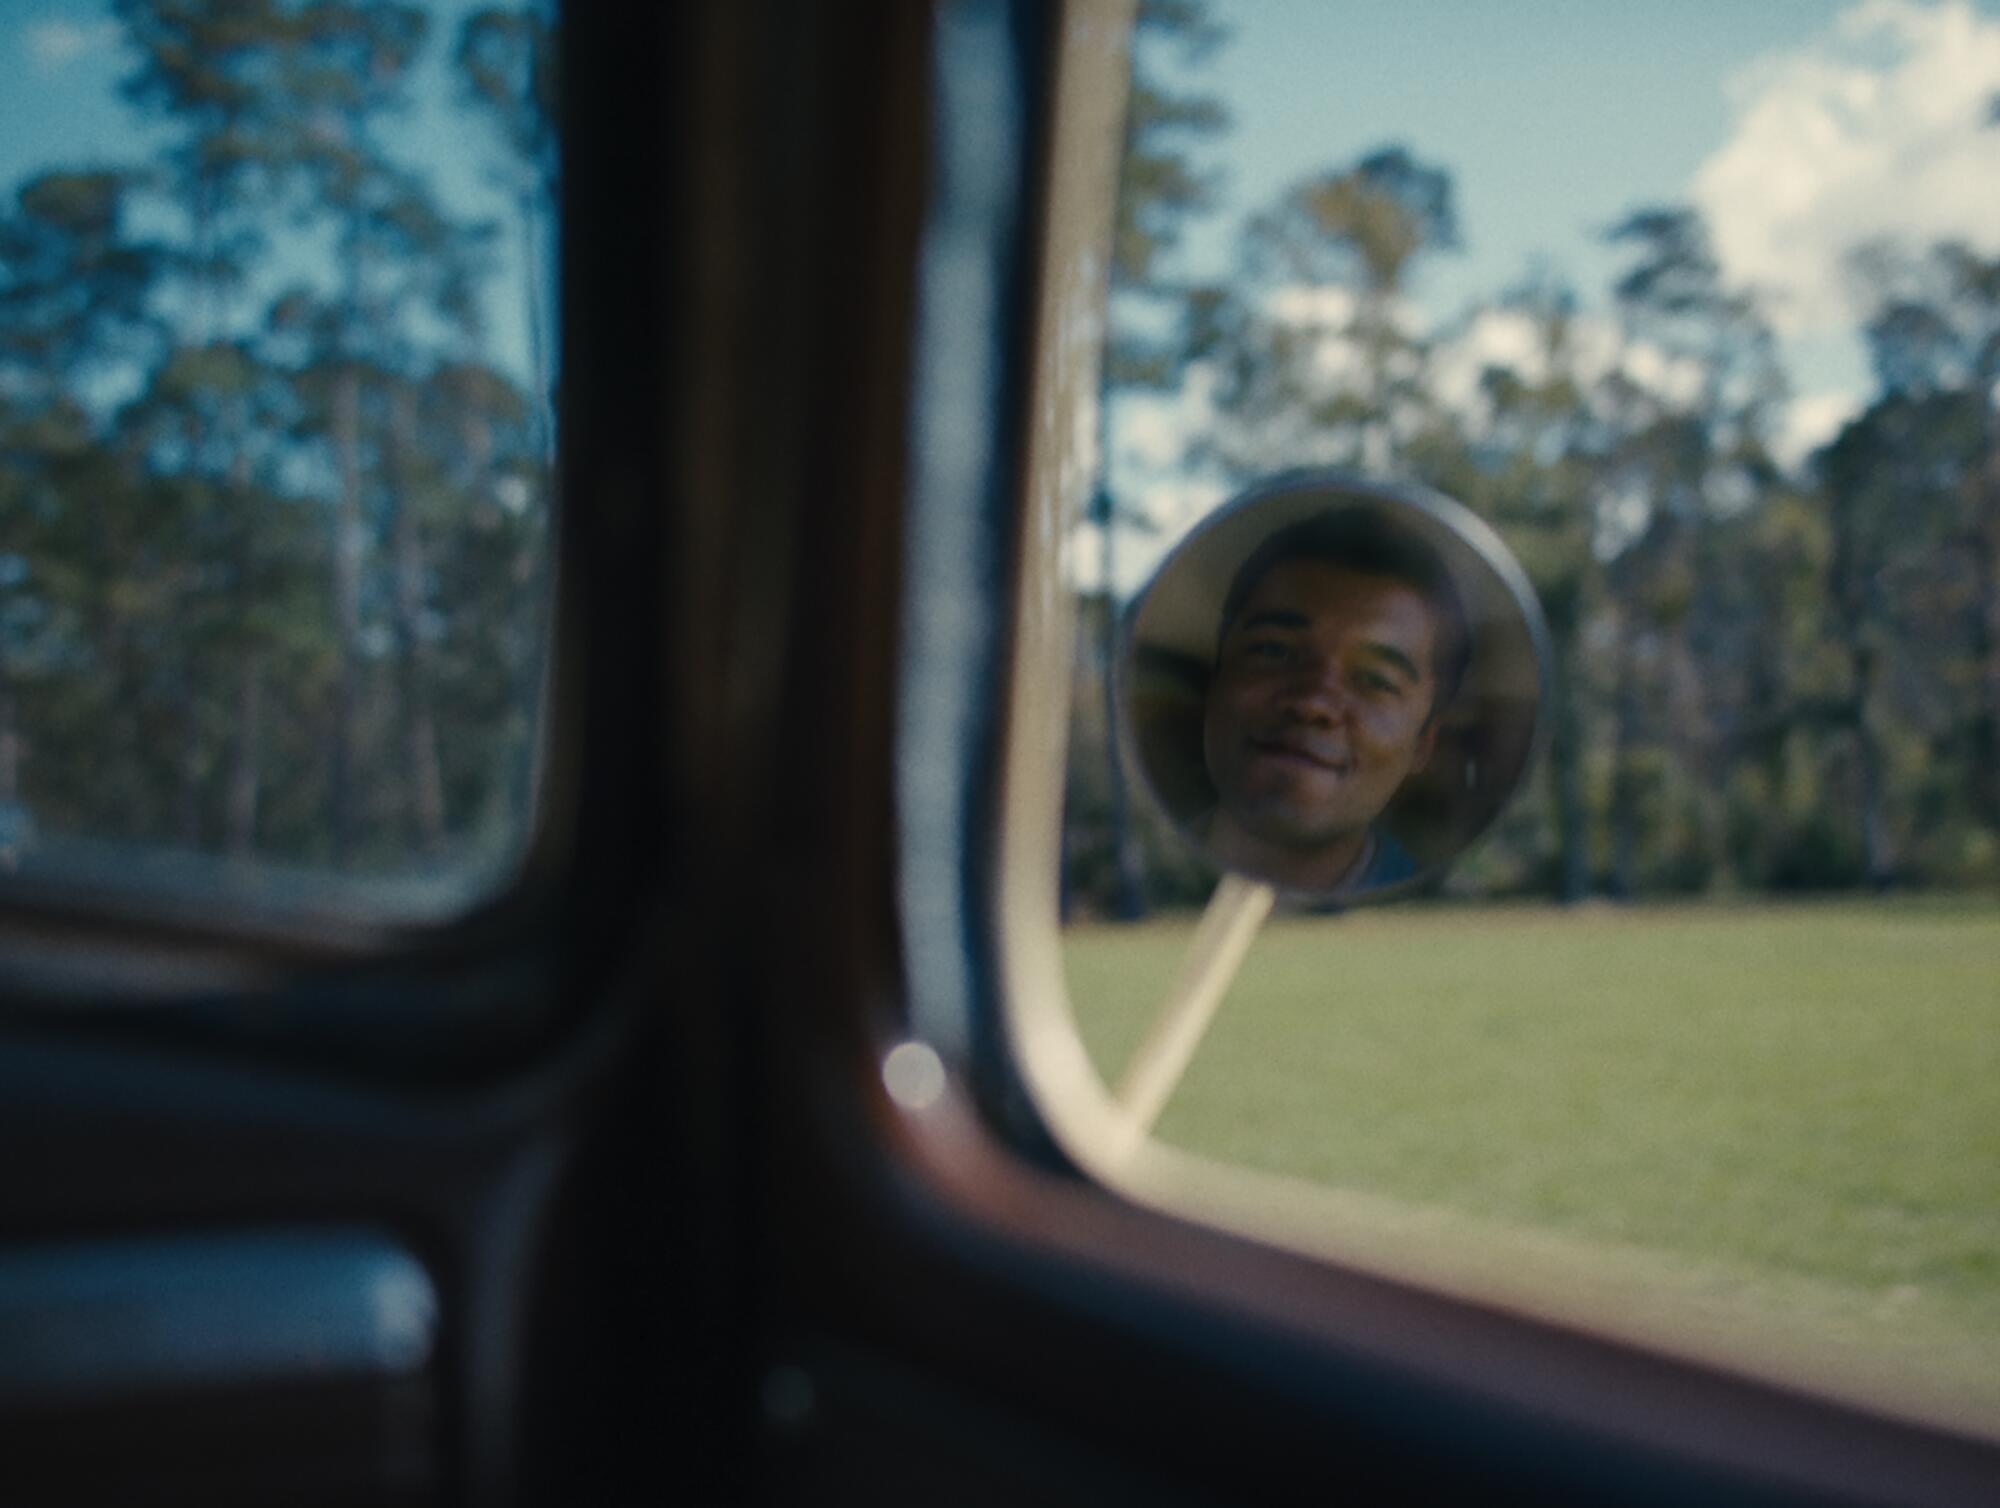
(1203, 560, 1440, 883)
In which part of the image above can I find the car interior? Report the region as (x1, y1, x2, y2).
(0, 2, 1996, 1504)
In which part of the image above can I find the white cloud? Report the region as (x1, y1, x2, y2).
(1429, 309, 1550, 424)
(1261, 282, 1428, 340)
(1691, 0, 2000, 337)
(1114, 391, 1187, 473)
(1110, 363, 1221, 481)
(1094, 365, 1231, 594)
(1261, 284, 1358, 329)
(1068, 473, 1227, 597)
(1594, 480, 1653, 560)
(494, 475, 533, 517)
(1773, 389, 1864, 468)
(25, 19, 119, 68)
(1465, 309, 1549, 383)
(1617, 342, 1706, 409)
(1429, 307, 1707, 434)
(1306, 330, 1370, 390)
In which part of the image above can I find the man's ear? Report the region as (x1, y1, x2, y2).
(1410, 718, 1438, 775)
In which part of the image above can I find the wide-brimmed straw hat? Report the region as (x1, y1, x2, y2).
(1118, 470, 1548, 891)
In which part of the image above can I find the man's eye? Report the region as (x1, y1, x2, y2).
(1355, 669, 1401, 696)
(1243, 640, 1291, 662)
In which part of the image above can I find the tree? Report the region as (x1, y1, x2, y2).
(1597, 204, 1783, 895)
(457, 4, 557, 458)
(114, 0, 329, 854)
(0, 0, 553, 878)
(1437, 275, 1602, 900)
(1201, 144, 1461, 478)
(1078, 0, 1230, 920)
(0, 170, 165, 843)
(287, 0, 434, 863)
(1772, 237, 2000, 885)
(1853, 241, 2000, 832)
(456, 4, 558, 827)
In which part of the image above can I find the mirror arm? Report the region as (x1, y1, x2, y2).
(1111, 873, 1275, 1151)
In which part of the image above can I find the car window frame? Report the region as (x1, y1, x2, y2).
(871, 1, 2000, 1500)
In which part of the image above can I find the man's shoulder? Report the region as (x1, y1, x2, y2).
(1361, 826, 1420, 889)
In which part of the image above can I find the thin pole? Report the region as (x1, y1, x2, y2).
(1113, 873, 1275, 1143)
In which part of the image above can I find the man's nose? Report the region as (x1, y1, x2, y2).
(1278, 663, 1349, 722)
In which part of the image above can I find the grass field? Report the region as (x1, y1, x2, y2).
(1062, 896, 2000, 1416)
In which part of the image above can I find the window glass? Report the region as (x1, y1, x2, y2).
(0, 0, 556, 921)
(1055, 0, 2000, 1424)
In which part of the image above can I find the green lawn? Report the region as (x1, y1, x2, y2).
(1063, 897, 2000, 1417)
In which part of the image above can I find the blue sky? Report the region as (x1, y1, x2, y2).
(7, 0, 1998, 478)
(1155, 0, 2000, 457)
(1184, 1, 1896, 308)
(1, 1, 542, 386)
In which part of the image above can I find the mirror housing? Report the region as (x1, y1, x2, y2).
(1119, 471, 1550, 901)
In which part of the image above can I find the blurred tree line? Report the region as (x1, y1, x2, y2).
(1066, 7, 2000, 914)
(0, 0, 553, 878)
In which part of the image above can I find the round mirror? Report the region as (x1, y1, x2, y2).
(1119, 471, 1549, 902)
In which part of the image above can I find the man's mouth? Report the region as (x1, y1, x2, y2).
(1246, 736, 1348, 774)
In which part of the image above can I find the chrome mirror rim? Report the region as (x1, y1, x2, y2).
(1114, 469, 1554, 904)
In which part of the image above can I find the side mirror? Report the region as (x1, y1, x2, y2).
(1119, 471, 1549, 902)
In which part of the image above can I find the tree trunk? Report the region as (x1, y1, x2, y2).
(388, 383, 446, 859)
(1837, 599, 1893, 888)
(0, 684, 17, 872)
(1855, 738, 1893, 888)
(0, 612, 17, 813)
(1741, 609, 1792, 888)
(227, 656, 262, 858)
(1094, 481, 1145, 921)
(1971, 445, 2000, 829)
(1550, 637, 1590, 902)
(508, 448, 550, 825)
(1607, 616, 1643, 899)
(331, 365, 365, 865)
(1829, 474, 1892, 887)
(176, 674, 202, 849)
(0, 689, 16, 808)
(225, 436, 261, 860)
(518, 188, 553, 465)
(1678, 530, 1728, 885)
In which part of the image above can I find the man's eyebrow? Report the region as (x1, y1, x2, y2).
(1232, 610, 1308, 634)
(1359, 641, 1424, 683)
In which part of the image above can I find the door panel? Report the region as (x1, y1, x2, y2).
(0, 1230, 437, 1507)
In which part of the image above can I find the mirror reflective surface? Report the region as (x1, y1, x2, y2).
(1120, 472, 1547, 900)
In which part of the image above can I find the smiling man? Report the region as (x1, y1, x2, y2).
(1202, 510, 1470, 893)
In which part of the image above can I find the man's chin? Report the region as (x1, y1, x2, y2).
(1237, 767, 1346, 813)
(1237, 808, 1365, 856)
